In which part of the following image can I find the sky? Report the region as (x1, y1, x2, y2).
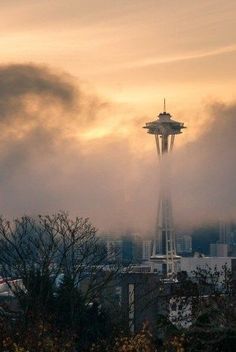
(0, 0, 236, 234)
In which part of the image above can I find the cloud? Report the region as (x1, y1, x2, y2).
(0, 64, 76, 102)
(0, 64, 148, 233)
(0, 63, 235, 235)
(172, 102, 236, 229)
(113, 44, 236, 71)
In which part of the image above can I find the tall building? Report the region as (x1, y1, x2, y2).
(102, 235, 123, 263)
(122, 235, 134, 264)
(210, 243, 228, 257)
(143, 102, 186, 275)
(132, 235, 143, 263)
(176, 235, 192, 255)
(142, 240, 152, 261)
(219, 220, 232, 245)
(101, 234, 143, 264)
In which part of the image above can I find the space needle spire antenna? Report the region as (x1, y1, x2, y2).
(143, 103, 186, 276)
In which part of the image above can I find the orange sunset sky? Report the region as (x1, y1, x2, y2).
(0, 0, 236, 232)
(2, 1, 236, 134)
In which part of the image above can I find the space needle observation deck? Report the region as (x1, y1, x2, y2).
(143, 102, 186, 276)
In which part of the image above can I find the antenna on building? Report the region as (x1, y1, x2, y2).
(143, 102, 186, 276)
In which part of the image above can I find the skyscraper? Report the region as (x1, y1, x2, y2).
(143, 102, 186, 275)
(219, 220, 232, 245)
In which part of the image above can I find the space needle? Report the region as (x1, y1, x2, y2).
(143, 101, 186, 276)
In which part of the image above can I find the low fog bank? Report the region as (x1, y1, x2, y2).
(172, 102, 236, 230)
(0, 63, 156, 233)
(0, 64, 235, 235)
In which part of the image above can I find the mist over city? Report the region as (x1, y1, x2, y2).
(0, 1, 235, 351)
(0, 63, 235, 235)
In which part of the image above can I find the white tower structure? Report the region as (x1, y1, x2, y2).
(143, 101, 186, 276)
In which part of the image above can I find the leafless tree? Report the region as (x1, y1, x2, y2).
(0, 212, 118, 326)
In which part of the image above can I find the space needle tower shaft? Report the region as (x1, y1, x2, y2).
(143, 101, 186, 275)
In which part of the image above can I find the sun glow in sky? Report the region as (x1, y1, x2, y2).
(0, 0, 236, 231)
(1, 0, 236, 132)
